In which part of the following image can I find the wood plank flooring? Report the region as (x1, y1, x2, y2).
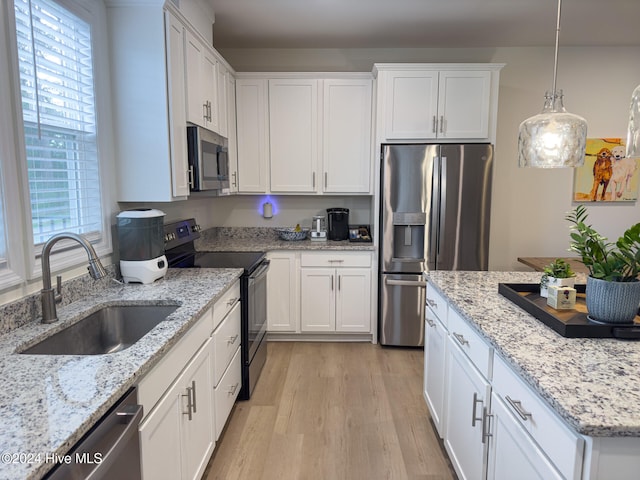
(203, 342, 455, 480)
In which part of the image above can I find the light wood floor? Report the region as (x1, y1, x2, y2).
(203, 342, 455, 480)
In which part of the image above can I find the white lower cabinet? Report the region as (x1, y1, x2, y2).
(140, 338, 214, 480)
(300, 253, 372, 333)
(487, 392, 563, 480)
(444, 338, 491, 480)
(267, 251, 298, 332)
(214, 348, 242, 439)
(423, 307, 447, 438)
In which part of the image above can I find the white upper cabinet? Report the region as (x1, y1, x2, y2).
(235, 74, 373, 195)
(185, 30, 219, 132)
(269, 79, 319, 193)
(236, 79, 269, 193)
(107, 5, 189, 201)
(323, 79, 372, 193)
(374, 64, 503, 143)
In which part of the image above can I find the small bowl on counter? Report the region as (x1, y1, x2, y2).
(275, 227, 309, 241)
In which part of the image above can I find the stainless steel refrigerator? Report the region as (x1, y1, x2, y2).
(379, 144, 493, 346)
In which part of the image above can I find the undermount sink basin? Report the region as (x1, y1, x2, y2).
(21, 304, 179, 355)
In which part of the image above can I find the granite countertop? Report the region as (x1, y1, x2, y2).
(194, 226, 375, 252)
(425, 270, 640, 437)
(0, 268, 242, 480)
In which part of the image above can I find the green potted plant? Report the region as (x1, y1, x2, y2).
(566, 205, 640, 323)
(540, 258, 576, 298)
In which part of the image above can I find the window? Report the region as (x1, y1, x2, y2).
(14, 0, 103, 246)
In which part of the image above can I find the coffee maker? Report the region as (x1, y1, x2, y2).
(327, 208, 349, 241)
(117, 209, 167, 284)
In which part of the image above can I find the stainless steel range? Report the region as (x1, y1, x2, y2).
(164, 219, 269, 400)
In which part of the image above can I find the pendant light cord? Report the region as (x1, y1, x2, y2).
(551, 0, 562, 99)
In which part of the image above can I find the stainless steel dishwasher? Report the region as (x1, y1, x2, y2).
(46, 387, 143, 480)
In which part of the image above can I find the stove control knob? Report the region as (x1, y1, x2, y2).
(191, 224, 201, 233)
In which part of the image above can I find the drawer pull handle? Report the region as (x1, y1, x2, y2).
(425, 317, 436, 328)
(471, 392, 483, 427)
(453, 332, 469, 347)
(426, 298, 438, 308)
(228, 382, 239, 396)
(182, 386, 194, 421)
(227, 334, 239, 345)
(506, 396, 533, 421)
(191, 380, 197, 414)
(227, 297, 238, 307)
(328, 259, 344, 263)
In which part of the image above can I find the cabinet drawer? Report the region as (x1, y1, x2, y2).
(426, 282, 448, 327)
(212, 301, 241, 386)
(212, 281, 240, 331)
(214, 347, 242, 440)
(492, 354, 583, 480)
(448, 307, 492, 379)
(300, 252, 371, 268)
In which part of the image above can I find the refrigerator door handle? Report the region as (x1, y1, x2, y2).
(385, 278, 427, 288)
(428, 155, 441, 270)
(391, 257, 425, 263)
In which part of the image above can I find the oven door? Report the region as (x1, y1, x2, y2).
(247, 260, 270, 362)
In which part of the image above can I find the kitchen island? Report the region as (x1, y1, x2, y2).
(425, 270, 640, 479)
(0, 268, 242, 480)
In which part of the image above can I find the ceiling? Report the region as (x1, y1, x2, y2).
(210, 0, 640, 49)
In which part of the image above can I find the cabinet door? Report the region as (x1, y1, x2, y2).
(384, 70, 438, 140)
(445, 340, 490, 480)
(424, 310, 447, 438)
(165, 11, 189, 198)
(236, 79, 269, 192)
(185, 31, 207, 128)
(438, 70, 491, 139)
(268, 79, 318, 193)
(267, 252, 298, 332)
(181, 340, 215, 480)
(323, 79, 372, 193)
(227, 75, 239, 193)
(487, 392, 563, 480)
(202, 48, 219, 131)
(139, 389, 182, 480)
(300, 268, 335, 332)
(217, 63, 228, 138)
(335, 268, 371, 332)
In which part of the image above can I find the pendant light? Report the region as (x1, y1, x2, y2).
(626, 84, 640, 158)
(518, 0, 588, 168)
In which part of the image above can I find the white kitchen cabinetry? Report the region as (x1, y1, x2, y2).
(267, 251, 299, 332)
(217, 63, 229, 138)
(235, 74, 373, 195)
(235, 79, 269, 193)
(185, 30, 219, 132)
(138, 280, 241, 480)
(107, 5, 190, 201)
(374, 64, 503, 143)
(300, 253, 371, 333)
(269, 79, 319, 193)
(323, 79, 372, 193)
(423, 285, 448, 438)
(227, 75, 239, 193)
(140, 338, 214, 480)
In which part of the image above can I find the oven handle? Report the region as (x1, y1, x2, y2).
(249, 260, 270, 282)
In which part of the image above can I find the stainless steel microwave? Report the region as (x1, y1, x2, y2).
(186, 125, 229, 193)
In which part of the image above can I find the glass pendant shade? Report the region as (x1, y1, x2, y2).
(626, 84, 640, 158)
(518, 91, 588, 168)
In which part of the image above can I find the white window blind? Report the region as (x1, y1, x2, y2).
(14, 0, 102, 246)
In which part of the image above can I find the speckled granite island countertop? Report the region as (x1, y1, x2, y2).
(194, 226, 375, 252)
(425, 270, 640, 437)
(0, 268, 242, 480)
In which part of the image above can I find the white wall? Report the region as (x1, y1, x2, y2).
(212, 45, 640, 271)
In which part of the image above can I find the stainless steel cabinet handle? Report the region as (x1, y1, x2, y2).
(228, 382, 239, 396)
(338, 275, 341, 291)
(425, 317, 436, 328)
(426, 298, 438, 308)
(471, 392, 483, 427)
(432, 115, 437, 133)
(324, 172, 328, 189)
(312, 172, 316, 188)
(453, 332, 469, 347)
(505, 396, 533, 421)
(191, 380, 197, 414)
(182, 386, 193, 420)
(232, 172, 237, 187)
(188, 165, 194, 188)
(328, 259, 344, 263)
(439, 115, 444, 134)
(331, 275, 334, 291)
(481, 407, 493, 444)
(385, 279, 426, 288)
(203, 102, 208, 122)
(227, 334, 239, 345)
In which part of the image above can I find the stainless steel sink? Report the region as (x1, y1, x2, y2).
(21, 304, 179, 355)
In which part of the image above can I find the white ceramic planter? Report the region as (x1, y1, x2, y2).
(540, 275, 576, 298)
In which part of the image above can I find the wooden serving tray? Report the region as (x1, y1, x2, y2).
(498, 283, 640, 339)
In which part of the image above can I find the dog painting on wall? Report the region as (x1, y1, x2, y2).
(573, 138, 640, 202)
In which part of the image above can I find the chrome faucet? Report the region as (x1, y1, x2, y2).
(41, 232, 108, 323)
